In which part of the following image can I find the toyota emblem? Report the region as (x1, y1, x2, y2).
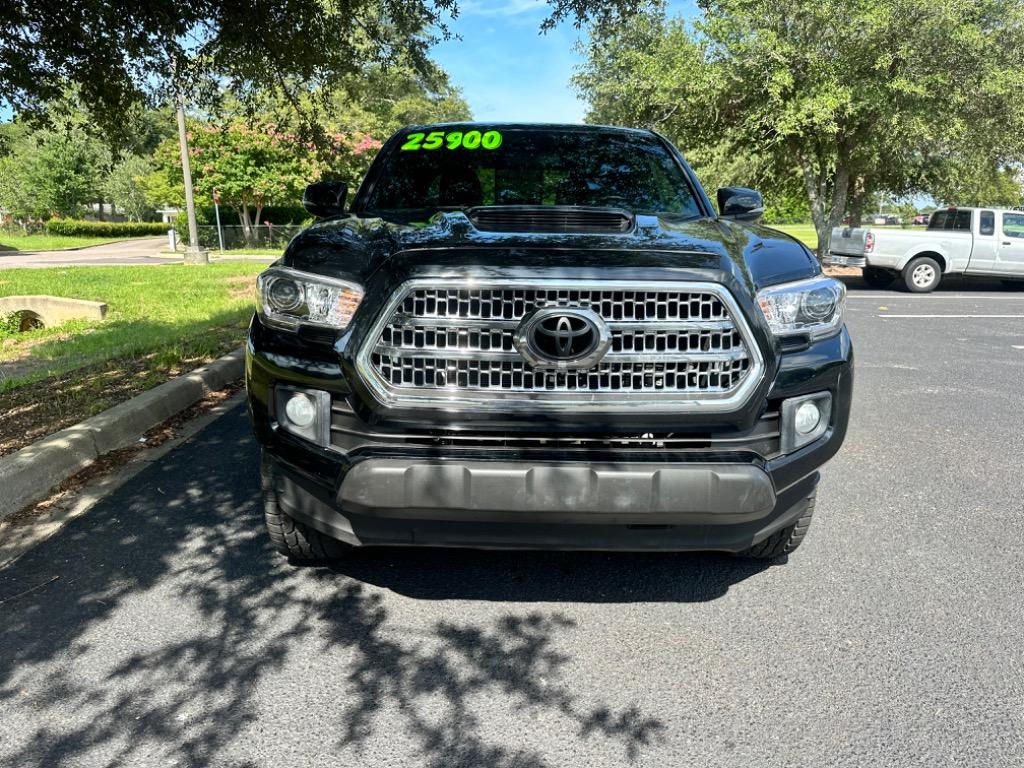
(513, 307, 611, 369)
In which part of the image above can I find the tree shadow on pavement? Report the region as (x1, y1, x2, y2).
(316, 583, 666, 767)
(0, 405, 764, 767)
(329, 547, 769, 603)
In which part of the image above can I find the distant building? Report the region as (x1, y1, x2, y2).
(156, 207, 181, 224)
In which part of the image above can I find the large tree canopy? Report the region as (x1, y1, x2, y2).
(0, 48, 471, 224)
(575, 1, 1024, 258)
(0, 118, 111, 218)
(0, 0, 644, 136)
(149, 120, 351, 237)
(142, 61, 473, 235)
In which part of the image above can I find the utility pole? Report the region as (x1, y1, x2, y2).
(213, 189, 225, 253)
(175, 90, 209, 265)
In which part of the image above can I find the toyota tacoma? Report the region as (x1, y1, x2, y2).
(247, 123, 853, 562)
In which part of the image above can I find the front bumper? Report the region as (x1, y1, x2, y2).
(248, 315, 853, 552)
(266, 452, 820, 551)
(339, 459, 776, 522)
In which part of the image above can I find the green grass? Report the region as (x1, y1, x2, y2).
(768, 224, 818, 249)
(767, 223, 919, 251)
(0, 262, 266, 390)
(0, 262, 267, 455)
(0, 233, 157, 252)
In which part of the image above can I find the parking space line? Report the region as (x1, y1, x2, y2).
(877, 314, 1024, 318)
(848, 294, 1024, 300)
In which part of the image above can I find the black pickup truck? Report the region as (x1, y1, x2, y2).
(247, 123, 853, 563)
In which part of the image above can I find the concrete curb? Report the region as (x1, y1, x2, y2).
(0, 347, 245, 522)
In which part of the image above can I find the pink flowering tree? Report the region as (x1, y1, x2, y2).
(151, 121, 381, 241)
(319, 130, 383, 188)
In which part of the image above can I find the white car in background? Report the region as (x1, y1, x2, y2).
(827, 207, 1024, 292)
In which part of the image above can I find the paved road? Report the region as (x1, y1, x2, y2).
(2, 284, 1024, 767)
(0, 238, 172, 268)
(0, 239, 276, 268)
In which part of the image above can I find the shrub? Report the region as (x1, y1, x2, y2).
(0, 220, 47, 236)
(172, 205, 310, 241)
(260, 204, 312, 225)
(44, 219, 169, 237)
(173, 208, 215, 242)
(0, 312, 21, 335)
(174, 206, 313, 248)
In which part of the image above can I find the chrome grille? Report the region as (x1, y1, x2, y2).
(356, 280, 764, 413)
(395, 287, 732, 322)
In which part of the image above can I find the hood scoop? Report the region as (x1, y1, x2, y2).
(466, 206, 634, 234)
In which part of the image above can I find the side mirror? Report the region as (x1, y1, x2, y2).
(717, 187, 764, 222)
(302, 181, 348, 218)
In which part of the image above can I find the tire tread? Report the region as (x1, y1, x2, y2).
(261, 455, 346, 562)
(735, 491, 816, 560)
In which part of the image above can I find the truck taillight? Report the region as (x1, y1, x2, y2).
(865, 232, 875, 253)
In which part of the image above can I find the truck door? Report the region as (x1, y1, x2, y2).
(996, 211, 1024, 274)
(966, 210, 998, 272)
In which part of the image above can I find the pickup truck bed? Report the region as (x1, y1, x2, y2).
(827, 208, 1024, 291)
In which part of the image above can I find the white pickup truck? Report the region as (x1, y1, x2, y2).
(826, 207, 1024, 292)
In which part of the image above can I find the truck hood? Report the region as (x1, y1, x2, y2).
(282, 211, 820, 294)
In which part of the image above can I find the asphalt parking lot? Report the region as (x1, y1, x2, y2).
(2, 279, 1023, 768)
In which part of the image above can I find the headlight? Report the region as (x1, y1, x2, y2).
(256, 267, 364, 332)
(756, 276, 845, 340)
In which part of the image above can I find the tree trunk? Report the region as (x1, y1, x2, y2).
(799, 158, 828, 261)
(849, 178, 866, 228)
(239, 201, 253, 242)
(798, 149, 851, 261)
(254, 204, 264, 245)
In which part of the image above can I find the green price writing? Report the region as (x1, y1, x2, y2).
(401, 130, 503, 151)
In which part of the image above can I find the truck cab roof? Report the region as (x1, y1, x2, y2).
(399, 121, 658, 138)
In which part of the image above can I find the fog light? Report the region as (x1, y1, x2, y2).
(781, 392, 832, 454)
(794, 401, 821, 435)
(274, 386, 330, 447)
(284, 393, 316, 427)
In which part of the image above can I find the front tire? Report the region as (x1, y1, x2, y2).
(261, 455, 347, 562)
(735, 489, 816, 560)
(902, 256, 942, 292)
(863, 266, 896, 288)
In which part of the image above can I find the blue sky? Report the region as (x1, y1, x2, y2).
(433, 0, 696, 123)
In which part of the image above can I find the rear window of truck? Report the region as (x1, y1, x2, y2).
(928, 210, 973, 231)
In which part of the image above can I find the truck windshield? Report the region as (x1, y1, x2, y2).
(359, 128, 703, 219)
(928, 209, 973, 231)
